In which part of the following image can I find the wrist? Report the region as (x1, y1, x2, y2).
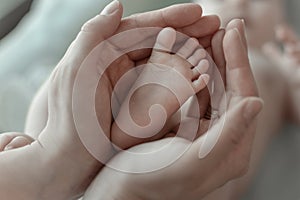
(36, 128, 104, 199)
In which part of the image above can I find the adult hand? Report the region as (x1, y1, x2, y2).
(83, 20, 263, 200)
(25, 1, 220, 139)
(20, 1, 221, 198)
(24, 1, 222, 161)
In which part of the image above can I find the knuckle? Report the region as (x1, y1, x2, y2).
(81, 22, 92, 33)
(81, 17, 98, 33)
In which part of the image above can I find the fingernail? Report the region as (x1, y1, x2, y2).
(240, 19, 246, 32)
(234, 27, 240, 34)
(243, 98, 264, 123)
(228, 28, 241, 40)
(100, 0, 120, 16)
(241, 19, 245, 26)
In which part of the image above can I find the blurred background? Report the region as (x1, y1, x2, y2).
(0, 0, 299, 199)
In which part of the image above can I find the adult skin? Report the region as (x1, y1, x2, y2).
(0, 1, 225, 199)
(24, 1, 221, 139)
(83, 18, 263, 200)
(0, 1, 261, 199)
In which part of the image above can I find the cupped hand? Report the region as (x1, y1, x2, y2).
(26, 1, 221, 160)
(83, 19, 263, 200)
(21, 1, 221, 197)
(26, 1, 220, 139)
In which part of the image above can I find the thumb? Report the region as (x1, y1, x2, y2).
(70, 0, 123, 61)
(194, 97, 263, 161)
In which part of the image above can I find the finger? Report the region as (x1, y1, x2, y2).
(124, 12, 219, 61)
(121, 5, 220, 39)
(226, 19, 247, 53)
(178, 15, 221, 38)
(262, 42, 282, 64)
(198, 34, 214, 49)
(119, 3, 203, 32)
(69, 0, 123, 63)
(211, 29, 226, 113)
(0, 134, 14, 151)
(4, 136, 33, 151)
(117, 3, 202, 61)
(223, 28, 258, 97)
(195, 97, 263, 161)
(0, 133, 34, 151)
(212, 29, 226, 83)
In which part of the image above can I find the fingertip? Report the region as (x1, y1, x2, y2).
(176, 3, 203, 19)
(212, 29, 226, 44)
(100, 0, 122, 16)
(223, 28, 244, 61)
(4, 145, 13, 151)
(226, 19, 244, 32)
(4, 136, 32, 151)
(224, 28, 240, 45)
(226, 19, 247, 49)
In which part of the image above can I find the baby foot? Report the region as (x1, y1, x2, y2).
(0, 132, 34, 152)
(111, 27, 210, 150)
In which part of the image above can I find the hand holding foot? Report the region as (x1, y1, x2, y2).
(84, 19, 263, 200)
(111, 27, 210, 150)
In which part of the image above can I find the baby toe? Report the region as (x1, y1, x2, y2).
(192, 74, 210, 93)
(192, 59, 210, 79)
(153, 27, 177, 53)
(188, 48, 207, 66)
(177, 38, 199, 59)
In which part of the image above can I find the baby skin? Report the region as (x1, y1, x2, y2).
(111, 28, 210, 150)
(0, 28, 210, 152)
